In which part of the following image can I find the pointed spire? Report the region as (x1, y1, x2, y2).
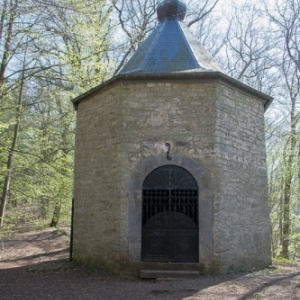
(157, 0, 186, 22)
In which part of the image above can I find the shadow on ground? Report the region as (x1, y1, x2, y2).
(0, 229, 299, 300)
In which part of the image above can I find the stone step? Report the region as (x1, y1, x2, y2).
(140, 270, 199, 279)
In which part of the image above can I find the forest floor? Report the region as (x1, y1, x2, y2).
(0, 228, 299, 300)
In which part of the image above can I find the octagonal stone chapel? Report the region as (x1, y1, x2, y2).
(71, 0, 272, 276)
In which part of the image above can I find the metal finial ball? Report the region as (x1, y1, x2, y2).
(157, 0, 187, 23)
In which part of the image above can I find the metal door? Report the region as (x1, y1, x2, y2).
(141, 165, 199, 262)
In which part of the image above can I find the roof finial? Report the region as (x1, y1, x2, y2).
(157, 0, 187, 23)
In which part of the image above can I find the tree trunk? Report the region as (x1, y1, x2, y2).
(280, 97, 297, 258)
(0, 113, 21, 227)
(0, 65, 24, 228)
(281, 175, 291, 258)
(0, 0, 15, 88)
(50, 203, 61, 228)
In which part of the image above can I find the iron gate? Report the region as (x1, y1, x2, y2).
(141, 165, 199, 262)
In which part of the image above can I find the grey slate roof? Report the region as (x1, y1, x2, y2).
(119, 19, 224, 75)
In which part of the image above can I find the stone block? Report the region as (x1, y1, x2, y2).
(140, 270, 199, 279)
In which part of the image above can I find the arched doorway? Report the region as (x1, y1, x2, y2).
(141, 165, 199, 262)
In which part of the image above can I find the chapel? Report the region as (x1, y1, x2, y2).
(71, 0, 272, 276)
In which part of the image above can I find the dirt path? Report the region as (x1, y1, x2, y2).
(0, 228, 69, 269)
(0, 228, 299, 299)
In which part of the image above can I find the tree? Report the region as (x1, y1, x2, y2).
(264, 0, 300, 259)
(218, 2, 278, 94)
(0, 0, 35, 227)
(0, 0, 116, 228)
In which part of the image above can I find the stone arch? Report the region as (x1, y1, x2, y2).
(128, 154, 214, 265)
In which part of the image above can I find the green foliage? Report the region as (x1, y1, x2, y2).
(273, 257, 292, 264)
(0, 0, 115, 230)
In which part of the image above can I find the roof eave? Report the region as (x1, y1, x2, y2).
(72, 71, 273, 112)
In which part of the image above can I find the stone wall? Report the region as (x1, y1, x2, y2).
(73, 83, 127, 268)
(72, 77, 271, 273)
(215, 85, 271, 273)
(119, 79, 219, 272)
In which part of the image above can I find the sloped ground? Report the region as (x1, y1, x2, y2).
(0, 228, 299, 300)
